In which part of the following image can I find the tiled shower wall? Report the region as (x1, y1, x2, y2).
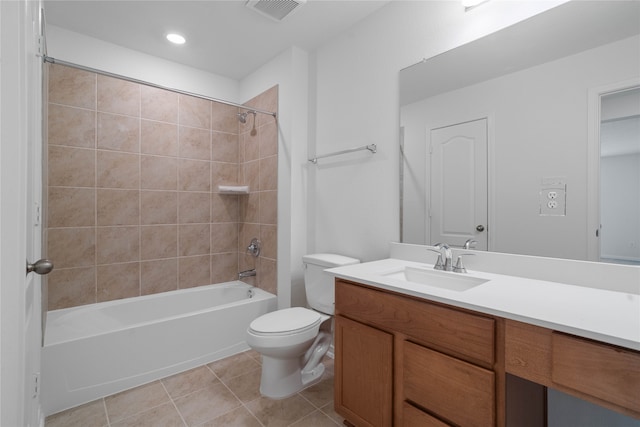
(45, 63, 278, 310)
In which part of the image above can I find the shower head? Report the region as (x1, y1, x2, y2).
(238, 110, 256, 124)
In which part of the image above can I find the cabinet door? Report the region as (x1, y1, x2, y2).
(335, 315, 393, 427)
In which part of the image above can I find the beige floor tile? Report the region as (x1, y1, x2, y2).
(109, 402, 185, 427)
(161, 365, 220, 399)
(246, 394, 316, 427)
(207, 351, 261, 382)
(105, 381, 171, 423)
(289, 410, 341, 426)
(173, 382, 241, 426)
(44, 399, 108, 427)
(198, 406, 263, 427)
(300, 375, 335, 408)
(221, 367, 263, 403)
(318, 402, 345, 425)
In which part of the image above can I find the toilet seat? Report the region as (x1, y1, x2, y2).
(249, 307, 322, 337)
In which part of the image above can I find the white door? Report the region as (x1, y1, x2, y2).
(1, 1, 45, 426)
(429, 119, 488, 249)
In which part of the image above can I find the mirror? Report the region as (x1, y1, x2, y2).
(399, 1, 640, 262)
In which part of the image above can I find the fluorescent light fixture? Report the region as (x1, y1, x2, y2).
(166, 33, 186, 45)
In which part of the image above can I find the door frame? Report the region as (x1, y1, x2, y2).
(425, 113, 494, 250)
(586, 78, 640, 262)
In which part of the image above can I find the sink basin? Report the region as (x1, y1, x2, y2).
(382, 266, 489, 292)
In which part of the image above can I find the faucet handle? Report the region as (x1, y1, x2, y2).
(453, 253, 475, 273)
(427, 248, 445, 270)
(463, 239, 478, 249)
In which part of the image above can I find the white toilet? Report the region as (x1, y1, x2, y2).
(246, 253, 359, 399)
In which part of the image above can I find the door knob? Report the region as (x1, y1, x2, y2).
(26, 259, 54, 275)
(476, 225, 485, 232)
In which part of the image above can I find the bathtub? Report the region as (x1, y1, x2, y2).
(41, 281, 276, 416)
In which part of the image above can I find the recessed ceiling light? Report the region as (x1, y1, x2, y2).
(166, 33, 186, 45)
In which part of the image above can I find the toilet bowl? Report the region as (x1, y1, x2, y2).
(246, 253, 359, 399)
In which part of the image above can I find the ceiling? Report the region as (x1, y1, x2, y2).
(43, 0, 390, 80)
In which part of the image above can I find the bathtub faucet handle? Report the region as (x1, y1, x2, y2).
(247, 238, 261, 257)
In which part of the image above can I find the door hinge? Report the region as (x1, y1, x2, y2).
(31, 373, 39, 398)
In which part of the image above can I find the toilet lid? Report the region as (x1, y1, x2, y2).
(249, 307, 322, 335)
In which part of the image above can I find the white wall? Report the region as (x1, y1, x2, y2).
(46, 25, 239, 102)
(310, 0, 565, 262)
(401, 35, 640, 260)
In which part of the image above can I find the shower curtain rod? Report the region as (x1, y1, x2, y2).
(42, 56, 277, 118)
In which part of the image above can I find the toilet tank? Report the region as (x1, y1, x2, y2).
(302, 253, 360, 315)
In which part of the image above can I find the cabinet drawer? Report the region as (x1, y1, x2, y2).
(402, 402, 451, 427)
(336, 280, 495, 365)
(403, 341, 495, 427)
(551, 332, 640, 414)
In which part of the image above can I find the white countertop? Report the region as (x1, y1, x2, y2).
(327, 258, 640, 351)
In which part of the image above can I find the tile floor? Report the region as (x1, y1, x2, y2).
(44, 350, 344, 427)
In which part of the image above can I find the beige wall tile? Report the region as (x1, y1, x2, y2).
(259, 155, 277, 191)
(211, 132, 238, 163)
(242, 160, 259, 192)
(48, 227, 95, 268)
(210, 253, 238, 283)
(211, 223, 238, 254)
(242, 131, 259, 162)
(211, 102, 238, 133)
(97, 113, 140, 153)
(48, 145, 95, 188)
(179, 159, 210, 192)
(178, 255, 211, 288)
(141, 85, 178, 123)
(140, 191, 177, 225)
(48, 104, 95, 148)
(259, 191, 277, 225)
(141, 225, 177, 260)
(178, 192, 210, 224)
(260, 225, 277, 260)
(140, 259, 178, 295)
(239, 193, 259, 224)
(47, 267, 96, 310)
(48, 64, 96, 109)
(141, 120, 178, 156)
(179, 127, 210, 160)
(211, 194, 239, 223)
(97, 75, 140, 117)
(141, 155, 177, 190)
(258, 258, 277, 295)
(97, 262, 140, 302)
(211, 162, 239, 187)
(179, 95, 211, 130)
(97, 151, 140, 189)
(179, 224, 210, 256)
(48, 187, 95, 228)
(259, 121, 278, 158)
(97, 189, 139, 226)
(96, 226, 140, 264)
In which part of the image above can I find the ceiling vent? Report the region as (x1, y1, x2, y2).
(245, 0, 307, 22)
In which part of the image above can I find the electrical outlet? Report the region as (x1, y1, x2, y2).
(540, 177, 567, 216)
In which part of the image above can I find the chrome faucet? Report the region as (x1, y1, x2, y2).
(238, 269, 256, 279)
(429, 243, 453, 271)
(464, 239, 478, 249)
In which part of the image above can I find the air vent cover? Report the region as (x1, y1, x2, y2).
(245, 0, 307, 22)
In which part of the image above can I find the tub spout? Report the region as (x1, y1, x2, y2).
(238, 269, 256, 279)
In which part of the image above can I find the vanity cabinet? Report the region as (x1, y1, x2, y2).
(505, 319, 640, 420)
(334, 279, 503, 427)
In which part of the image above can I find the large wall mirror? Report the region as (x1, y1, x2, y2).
(399, 1, 640, 263)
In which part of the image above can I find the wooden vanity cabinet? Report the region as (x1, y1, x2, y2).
(335, 279, 503, 427)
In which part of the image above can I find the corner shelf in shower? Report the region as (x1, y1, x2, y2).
(218, 185, 250, 195)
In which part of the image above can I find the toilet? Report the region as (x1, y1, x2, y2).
(246, 253, 360, 399)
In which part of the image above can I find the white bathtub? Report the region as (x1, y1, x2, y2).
(41, 281, 276, 416)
